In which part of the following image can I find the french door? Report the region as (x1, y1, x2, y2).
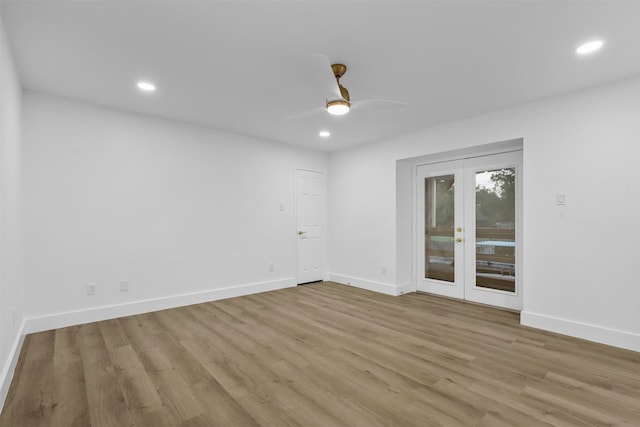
(416, 151, 522, 310)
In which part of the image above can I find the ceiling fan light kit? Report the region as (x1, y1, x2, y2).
(326, 99, 350, 115)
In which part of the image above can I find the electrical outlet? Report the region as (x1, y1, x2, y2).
(87, 283, 96, 296)
(269, 263, 275, 272)
(120, 280, 129, 292)
(382, 266, 387, 275)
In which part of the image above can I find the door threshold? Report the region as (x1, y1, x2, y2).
(415, 290, 520, 314)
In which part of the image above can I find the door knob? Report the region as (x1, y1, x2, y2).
(455, 237, 463, 243)
(298, 231, 305, 235)
(456, 227, 462, 232)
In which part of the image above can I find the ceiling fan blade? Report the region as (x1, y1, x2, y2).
(313, 54, 344, 100)
(350, 99, 409, 110)
(284, 105, 325, 120)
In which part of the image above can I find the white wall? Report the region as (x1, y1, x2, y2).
(0, 10, 24, 409)
(21, 92, 328, 330)
(328, 76, 640, 351)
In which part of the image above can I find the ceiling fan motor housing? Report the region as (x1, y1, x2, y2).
(331, 63, 347, 78)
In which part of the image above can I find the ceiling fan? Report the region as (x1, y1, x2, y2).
(285, 55, 408, 120)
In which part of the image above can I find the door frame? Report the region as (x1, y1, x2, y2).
(411, 143, 524, 310)
(295, 168, 326, 284)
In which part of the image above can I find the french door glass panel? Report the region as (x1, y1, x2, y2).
(475, 168, 516, 292)
(424, 175, 455, 282)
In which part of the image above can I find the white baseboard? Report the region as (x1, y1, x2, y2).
(1, 319, 26, 413)
(327, 273, 402, 296)
(521, 311, 640, 352)
(24, 277, 296, 334)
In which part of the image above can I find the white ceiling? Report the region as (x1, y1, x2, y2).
(1, 1, 639, 152)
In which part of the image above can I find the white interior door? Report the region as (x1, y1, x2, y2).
(416, 151, 522, 310)
(296, 169, 324, 284)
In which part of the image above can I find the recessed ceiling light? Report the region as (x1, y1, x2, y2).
(575, 40, 604, 55)
(137, 81, 156, 92)
(319, 130, 331, 137)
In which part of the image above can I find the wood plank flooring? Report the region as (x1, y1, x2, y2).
(1, 281, 639, 426)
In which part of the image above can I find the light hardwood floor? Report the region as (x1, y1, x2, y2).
(1, 281, 638, 426)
